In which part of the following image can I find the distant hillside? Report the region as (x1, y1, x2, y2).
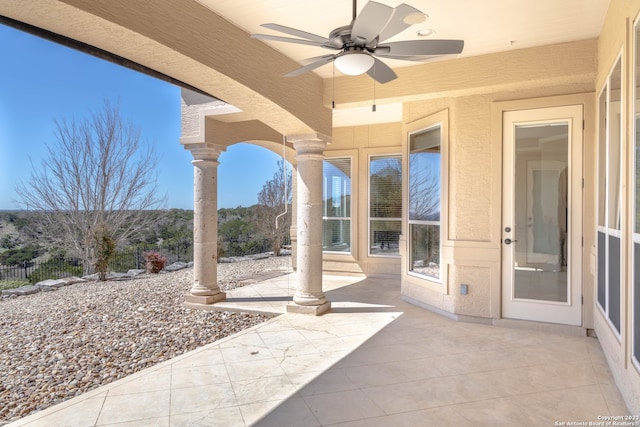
(0, 205, 276, 263)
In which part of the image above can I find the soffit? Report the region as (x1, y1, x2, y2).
(197, 0, 609, 79)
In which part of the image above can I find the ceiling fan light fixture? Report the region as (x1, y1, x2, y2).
(403, 12, 428, 25)
(334, 51, 375, 76)
(417, 28, 435, 37)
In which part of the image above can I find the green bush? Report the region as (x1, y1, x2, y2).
(0, 244, 43, 266)
(0, 280, 29, 291)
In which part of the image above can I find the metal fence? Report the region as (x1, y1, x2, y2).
(0, 242, 194, 284)
(0, 236, 280, 284)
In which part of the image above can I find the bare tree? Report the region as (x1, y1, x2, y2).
(408, 153, 440, 221)
(16, 101, 165, 276)
(256, 159, 292, 256)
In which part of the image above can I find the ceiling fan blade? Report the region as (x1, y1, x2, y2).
(261, 23, 329, 44)
(367, 57, 397, 84)
(378, 3, 423, 42)
(375, 39, 464, 56)
(300, 54, 338, 65)
(351, 1, 394, 46)
(251, 34, 331, 48)
(374, 54, 437, 62)
(285, 55, 337, 77)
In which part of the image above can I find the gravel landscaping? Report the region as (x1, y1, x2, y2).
(0, 256, 291, 425)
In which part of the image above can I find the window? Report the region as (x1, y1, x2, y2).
(408, 125, 442, 279)
(597, 56, 622, 334)
(323, 158, 351, 253)
(634, 21, 640, 368)
(369, 155, 402, 257)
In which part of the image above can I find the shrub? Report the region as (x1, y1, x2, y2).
(93, 228, 116, 281)
(0, 280, 29, 291)
(144, 251, 167, 273)
(0, 244, 43, 266)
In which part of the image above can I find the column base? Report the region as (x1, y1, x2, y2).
(184, 292, 226, 305)
(286, 301, 331, 316)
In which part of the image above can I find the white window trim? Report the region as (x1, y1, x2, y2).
(596, 51, 624, 341)
(322, 153, 354, 256)
(407, 122, 444, 283)
(368, 153, 402, 258)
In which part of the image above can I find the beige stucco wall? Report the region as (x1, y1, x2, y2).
(594, 0, 640, 415)
(329, 40, 598, 324)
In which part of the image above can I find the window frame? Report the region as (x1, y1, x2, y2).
(596, 52, 624, 339)
(632, 13, 640, 372)
(368, 153, 402, 258)
(407, 122, 444, 282)
(322, 155, 353, 255)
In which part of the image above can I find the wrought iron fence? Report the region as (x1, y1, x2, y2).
(0, 236, 280, 284)
(0, 241, 194, 284)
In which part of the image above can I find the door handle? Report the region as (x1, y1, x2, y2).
(504, 238, 517, 245)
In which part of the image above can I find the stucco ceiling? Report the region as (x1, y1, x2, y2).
(197, 0, 610, 79)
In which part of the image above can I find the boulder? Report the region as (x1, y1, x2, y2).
(61, 276, 86, 286)
(2, 285, 41, 296)
(127, 269, 146, 277)
(35, 279, 66, 291)
(163, 262, 188, 272)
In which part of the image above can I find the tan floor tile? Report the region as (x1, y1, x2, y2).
(170, 383, 237, 415)
(171, 363, 230, 389)
(598, 381, 632, 415)
(302, 389, 385, 425)
(243, 397, 320, 427)
(225, 358, 286, 382)
(267, 339, 321, 359)
(169, 348, 225, 369)
(232, 375, 298, 406)
(220, 344, 273, 363)
(329, 405, 477, 427)
(98, 416, 170, 426)
(97, 390, 170, 425)
(10, 395, 106, 427)
(292, 368, 358, 397)
(257, 329, 308, 346)
(169, 406, 245, 427)
(362, 374, 501, 414)
(218, 331, 266, 349)
(472, 358, 598, 397)
(508, 384, 613, 424)
(277, 351, 349, 375)
(108, 367, 172, 396)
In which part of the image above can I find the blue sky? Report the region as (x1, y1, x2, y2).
(0, 24, 283, 210)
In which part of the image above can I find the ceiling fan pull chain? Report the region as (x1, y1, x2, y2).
(332, 62, 336, 109)
(372, 65, 376, 112)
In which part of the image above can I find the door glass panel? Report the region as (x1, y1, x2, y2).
(512, 123, 569, 302)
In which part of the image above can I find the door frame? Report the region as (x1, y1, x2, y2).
(501, 105, 584, 326)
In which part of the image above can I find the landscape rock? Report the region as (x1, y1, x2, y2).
(35, 279, 66, 291)
(163, 261, 188, 272)
(126, 269, 145, 277)
(0, 255, 291, 425)
(60, 277, 86, 286)
(1, 285, 41, 297)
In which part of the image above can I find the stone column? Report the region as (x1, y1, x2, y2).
(184, 144, 226, 305)
(286, 134, 331, 315)
(289, 166, 298, 271)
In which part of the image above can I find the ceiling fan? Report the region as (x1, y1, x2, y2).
(251, 0, 464, 84)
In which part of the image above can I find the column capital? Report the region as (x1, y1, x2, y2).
(286, 132, 331, 147)
(183, 142, 226, 161)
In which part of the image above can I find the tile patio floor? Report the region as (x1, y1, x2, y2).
(8, 273, 631, 426)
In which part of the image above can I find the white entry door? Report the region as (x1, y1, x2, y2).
(502, 105, 583, 326)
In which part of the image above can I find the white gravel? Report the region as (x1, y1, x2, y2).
(0, 256, 292, 425)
